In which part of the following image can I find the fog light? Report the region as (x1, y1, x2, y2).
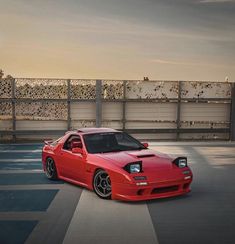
(184, 176, 191, 180)
(136, 182, 148, 186)
(183, 170, 191, 175)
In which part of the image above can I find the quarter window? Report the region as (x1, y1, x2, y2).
(63, 135, 81, 151)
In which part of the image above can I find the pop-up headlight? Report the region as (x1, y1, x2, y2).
(173, 157, 187, 168)
(124, 161, 142, 173)
(130, 164, 141, 173)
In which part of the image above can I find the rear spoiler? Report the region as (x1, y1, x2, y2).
(44, 139, 53, 145)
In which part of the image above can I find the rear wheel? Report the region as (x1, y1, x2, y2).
(93, 170, 112, 199)
(45, 157, 58, 180)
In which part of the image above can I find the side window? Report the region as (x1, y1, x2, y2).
(63, 135, 81, 151)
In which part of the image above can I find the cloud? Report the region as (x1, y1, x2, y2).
(150, 59, 233, 68)
(199, 0, 235, 3)
(151, 59, 200, 66)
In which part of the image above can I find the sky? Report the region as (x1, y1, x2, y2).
(0, 0, 235, 81)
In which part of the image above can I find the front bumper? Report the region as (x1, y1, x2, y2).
(112, 177, 192, 201)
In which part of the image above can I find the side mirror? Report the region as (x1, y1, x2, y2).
(72, 147, 84, 155)
(142, 142, 149, 148)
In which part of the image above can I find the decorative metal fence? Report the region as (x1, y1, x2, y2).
(0, 77, 234, 141)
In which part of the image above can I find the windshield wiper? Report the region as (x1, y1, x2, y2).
(123, 147, 145, 151)
(99, 148, 123, 153)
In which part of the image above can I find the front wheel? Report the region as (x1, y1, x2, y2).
(93, 170, 112, 199)
(45, 157, 58, 180)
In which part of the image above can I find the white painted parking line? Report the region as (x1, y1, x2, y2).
(0, 150, 42, 153)
(0, 184, 64, 190)
(25, 184, 82, 244)
(0, 169, 43, 174)
(149, 141, 235, 146)
(0, 143, 42, 145)
(63, 189, 159, 244)
(0, 159, 41, 162)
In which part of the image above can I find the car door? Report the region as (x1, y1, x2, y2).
(58, 135, 86, 183)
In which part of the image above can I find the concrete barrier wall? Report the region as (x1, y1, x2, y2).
(0, 78, 233, 141)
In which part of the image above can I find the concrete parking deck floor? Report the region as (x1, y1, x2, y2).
(0, 142, 235, 244)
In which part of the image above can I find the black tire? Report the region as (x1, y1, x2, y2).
(93, 169, 112, 200)
(45, 157, 58, 180)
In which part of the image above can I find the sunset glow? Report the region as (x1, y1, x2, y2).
(0, 0, 235, 81)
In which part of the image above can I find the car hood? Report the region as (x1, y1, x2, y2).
(95, 149, 174, 171)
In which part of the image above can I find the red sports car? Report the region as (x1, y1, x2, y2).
(42, 128, 193, 201)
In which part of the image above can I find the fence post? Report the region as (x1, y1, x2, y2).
(230, 83, 235, 141)
(96, 80, 102, 127)
(176, 81, 182, 141)
(12, 78, 16, 142)
(67, 79, 71, 131)
(122, 80, 127, 131)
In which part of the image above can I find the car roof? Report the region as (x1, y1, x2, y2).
(76, 127, 119, 134)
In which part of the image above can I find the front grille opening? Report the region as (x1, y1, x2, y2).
(137, 189, 145, 195)
(151, 185, 179, 194)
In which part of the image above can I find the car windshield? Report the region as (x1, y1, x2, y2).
(83, 132, 146, 154)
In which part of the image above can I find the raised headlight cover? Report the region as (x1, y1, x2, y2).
(123, 161, 143, 173)
(173, 157, 187, 168)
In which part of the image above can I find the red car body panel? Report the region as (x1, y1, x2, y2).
(42, 128, 193, 201)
